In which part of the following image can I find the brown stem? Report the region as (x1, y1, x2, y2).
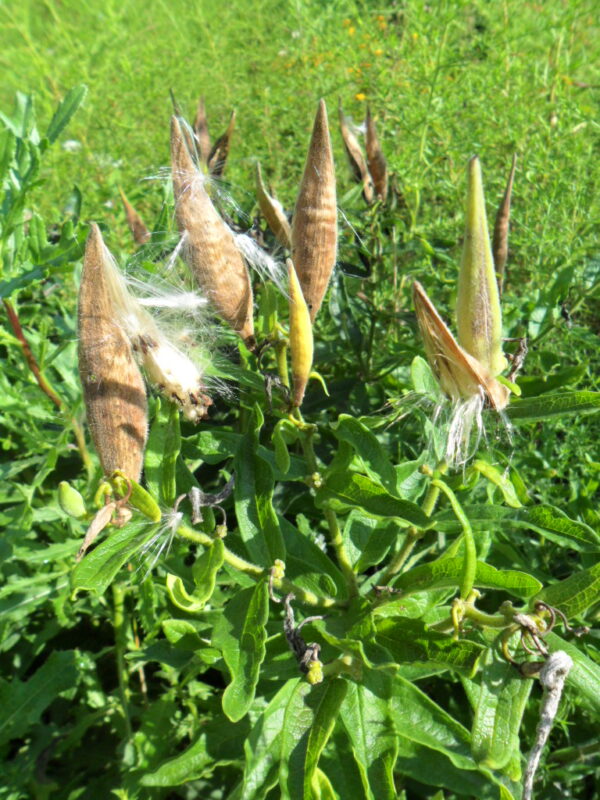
(4, 298, 93, 477)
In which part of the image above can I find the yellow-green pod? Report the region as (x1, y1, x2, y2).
(456, 157, 507, 377)
(110, 470, 162, 522)
(58, 481, 87, 519)
(287, 259, 314, 407)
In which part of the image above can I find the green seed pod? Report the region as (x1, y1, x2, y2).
(456, 157, 507, 377)
(58, 481, 87, 519)
(288, 259, 314, 407)
(110, 470, 162, 523)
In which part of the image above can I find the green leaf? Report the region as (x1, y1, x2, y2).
(391, 557, 542, 599)
(241, 679, 299, 799)
(333, 415, 397, 494)
(470, 648, 532, 773)
(279, 678, 348, 800)
(71, 520, 158, 595)
(46, 84, 87, 143)
(546, 632, 600, 715)
(517, 365, 586, 397)
(318, 472, 429, 528)
(234, 405, 285, 565)
(144, 399, 181, 506)
(506, 391, 600, 422)
(340, 670, 398, 800)
(434, 503, 600, 552)
(0, 651, 79, 745)
(281, 518, 347, 599)
(214, 582, 269, 722)
(375, 617, 484, 675)
(192, 537, 225, 603)
(272, 418, 296, 474)
(411, 355, 443, 400)
(472, 460, 522, 508)
(342, 512, 397, 573)
(535, 561, 600, 617)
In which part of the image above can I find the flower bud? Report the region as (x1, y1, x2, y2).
(58, 481, 87, 519)
(456, 157, 507, 377)
(291, 99, 337, 321)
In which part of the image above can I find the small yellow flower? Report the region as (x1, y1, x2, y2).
(355, 92, 366, 101)
(412, 31, 419, 40)
(343, 18, 351, 27)
(374, 48, 383, 56)
(348, 26, 356, 36)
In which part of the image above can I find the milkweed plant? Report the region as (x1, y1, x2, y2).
(2, 85, 600, 800)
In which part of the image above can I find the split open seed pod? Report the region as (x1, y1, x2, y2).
(193, 96, 212, 164)
(288, 259, 314, 407)
(338, 100, 374, 204)
(256, 162, 292, 249)
(207, 109, 236, 178)
(119, 188, 151, 245)
(413, 281, 509, 411)
(365, 106, 388, 203)
(456, 156, 507, 377)
(291, 99, 337, 322)
(492, 153, 517, 294)
(78, 224, 148, 480)
(171, 115, 255, 346)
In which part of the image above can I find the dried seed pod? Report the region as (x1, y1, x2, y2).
(256, 162, 292, 249)
(291, 99, 337, 322)
(413, 281, 509, 410)
(193, 95, 212, 164)
(492, 153, 517, 295)
(207, 110, 235, 178)
(365, 106, 388, 202)
(338, 99, 374, 204)
(456, 156, 507, 377)
(78, 224, 148, 480)
(171, 116, 255, 346)
(119, 188, 151, 245)
(288, 260, 314, 407)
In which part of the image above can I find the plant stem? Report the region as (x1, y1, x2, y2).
(432, 479, 476, 600)
(275, 339, 289, 388)
(176, 523, 343, 609)
(112, 583, 132, 739)
(378, 478, 442, 585)
(3, 298, 94, 479)
(298, 426, 359, 598)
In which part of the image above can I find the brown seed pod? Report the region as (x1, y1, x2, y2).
(291, 99, 337, 322)
(78, 224, 148, 480)
(365, 106, 388, 202)
(338, 99, 374, 204)
(207, 110, 236, 178)
(413, 281, 509, 411)
(492, 153, 517, 295)
(119, 188, 151, 245)
(256, 162, 292, 250)
(171, 116, 255, 346)
(193, 95, 212, 164)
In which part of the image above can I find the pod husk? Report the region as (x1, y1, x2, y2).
(413, 281, 509, 411)
(78, 224, 148, 480)
(256, 162, 292, 249)
(119, 188, 150, 245)
(193, 96, 212, 164)
(338, 100, 374, 204)
(171, 116, 254, 345)
(456, 156, 507, 377)
(288, 259, 314, 407)
(365, 106, 388, 202)
(207, 110, 235, 178)
(291, 99, 337, 322)
(492, 153, 517, 295)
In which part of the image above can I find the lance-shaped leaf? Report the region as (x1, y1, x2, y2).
(171, 116, 255, 345)
(492, 153, 517, 293)
(456, 156, 507, 377)
(365, 106, 388, 202)
(413, 281, 509, 410)
(193, 95, 212, 164)
(207, 109, 235, 177)
(256, 162, 292, 249)
(338, 100, 374, 204)
(78, 223, 148, 479)
(288, 259, 314, 407)
(291, 99, 337, 321)
(119, 187, 150, 245)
